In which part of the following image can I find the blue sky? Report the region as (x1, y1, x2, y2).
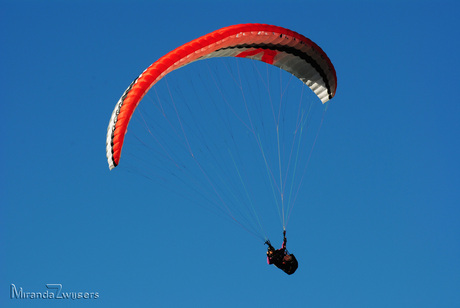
(2, 1, 459, 307)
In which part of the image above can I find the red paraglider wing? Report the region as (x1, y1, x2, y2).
(106, 23, 337, 170)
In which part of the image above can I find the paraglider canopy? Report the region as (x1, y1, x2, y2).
(106, 23, 337, 170)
